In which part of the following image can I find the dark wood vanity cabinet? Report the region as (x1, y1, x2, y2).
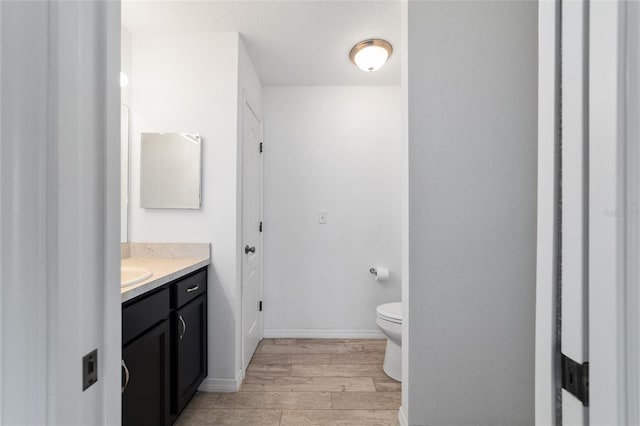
(174, 293, 207, 413)
(122, 268, 208, 426)
(172, 268, 208, 415)
(122, 319, 171, 426)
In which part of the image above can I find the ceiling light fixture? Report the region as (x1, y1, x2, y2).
(349, 39, 393, 73)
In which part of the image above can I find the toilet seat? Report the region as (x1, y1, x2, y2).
(376, 302, 402, 324)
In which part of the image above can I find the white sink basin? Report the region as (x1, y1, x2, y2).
(121, 266, 153, 287)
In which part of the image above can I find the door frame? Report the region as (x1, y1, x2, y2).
(589, 1, 630, 424)
(624, 3, 640, 422)
(535, 1, 561, 423)
(0, 1, 121, 423)
(240, 90, 264, 374)
(535, 1, 632, 424)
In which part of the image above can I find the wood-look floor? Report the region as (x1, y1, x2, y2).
(175, 338, 401, 426)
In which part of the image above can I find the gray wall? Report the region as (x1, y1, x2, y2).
(406, 1, 538, 424)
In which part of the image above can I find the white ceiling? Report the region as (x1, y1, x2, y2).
(122, 1, 401, 86)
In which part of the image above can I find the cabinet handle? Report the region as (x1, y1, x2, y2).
(179, 315, 187, 340)
(122, 359, 130, 393)
(186, 283, 200, 293)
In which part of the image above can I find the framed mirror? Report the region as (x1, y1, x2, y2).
(140, 132, 202, 209)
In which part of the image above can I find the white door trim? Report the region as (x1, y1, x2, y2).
(561, 1, 590, 422)
(624, 3, 640, 423)
(589, 1, 628, 424)
(535, 1, 560, 424)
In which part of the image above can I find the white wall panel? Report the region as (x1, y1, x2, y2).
(130, 32, 262, 387)
(262, 86, 401, 335)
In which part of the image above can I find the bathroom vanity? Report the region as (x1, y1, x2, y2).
(121, 243, 210, 426)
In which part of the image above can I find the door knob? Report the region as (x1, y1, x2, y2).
(244, 245, 256, 254)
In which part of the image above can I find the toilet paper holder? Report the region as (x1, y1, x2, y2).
(369, 267, 389, 282)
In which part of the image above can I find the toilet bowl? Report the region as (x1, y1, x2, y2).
(376, 302, 402, 382)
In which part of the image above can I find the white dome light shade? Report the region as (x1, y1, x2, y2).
(349, 39, 393, 72)
(120, 72, 129, 88)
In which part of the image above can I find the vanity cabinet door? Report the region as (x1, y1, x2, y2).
(174, 294, 207, 414)
(122, 319, 171, 426)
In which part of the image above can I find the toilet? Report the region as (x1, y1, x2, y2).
(376, 302, 402, 382)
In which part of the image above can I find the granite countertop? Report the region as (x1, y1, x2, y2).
(121, 243, 210, 303)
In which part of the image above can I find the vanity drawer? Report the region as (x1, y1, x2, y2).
(173, 268, 207, 309)
(123, 287, 170, 346)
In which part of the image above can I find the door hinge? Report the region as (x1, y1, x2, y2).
(259, 142, 263, 153)
(561, 353, 589, 406)
(259, 221, 263, 232)
(259, 301, 263, 312)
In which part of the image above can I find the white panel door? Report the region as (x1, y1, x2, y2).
(561, 0, 589, 424)
(241, 97, 263, 371)
(0, 1, 121, 423)
(539, 1, 633, 424)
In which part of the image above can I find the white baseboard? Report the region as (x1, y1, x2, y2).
(263, 329, 384, 339)
(198, 369, 243, 393)
(398, 406, 408, 426)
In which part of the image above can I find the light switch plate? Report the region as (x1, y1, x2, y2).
(318, 211, 328, 224)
